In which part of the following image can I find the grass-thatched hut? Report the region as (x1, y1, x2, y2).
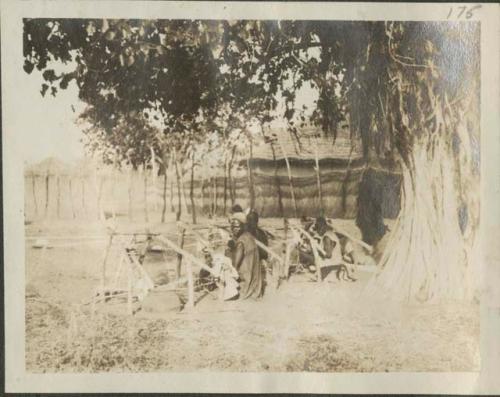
(244, 126, 401, 219)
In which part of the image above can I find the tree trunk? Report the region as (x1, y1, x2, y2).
(81, 177, 86, 214)
(173, 150, 182, 221)
(69, 178, 76, 219)
(314, 137, 323, 216)
(178, 160, 190, 216)
(212, 176, 218, 217)
(189, 151, 197, 224)
(150, 146, 159, 211)
(110, 172, 116, 220)
(143, 164, 149, 223)
(176, 227, 186, 280)
(128, 168, 133, 221)
(247, 139, 255, 209)
(96, 176, 104, 221)
(277, 136, 298, 218)
(228, 146, 236, 206)
(56, 176, 61, 219)
(270, 145, 284, 219)
(45, 173, 50, 218)
(223, 155, 228, 214)
(200, 175, 206, 214)
(161, 170, 168, 223)
(365, 137, 474, 302)
(170, 179, 175, 213)
(31, 175, 38, 216)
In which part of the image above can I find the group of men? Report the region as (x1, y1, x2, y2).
(198, 206, 365, 300)
(297, 215, 358, 281)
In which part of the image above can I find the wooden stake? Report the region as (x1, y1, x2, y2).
(56, 176, 61, 219)
(186, 260, 194, 310)
(161, 170, 168, 223)
(81, 177, 86, 214)
(127, 256, 133, 315)
(101, 234, 114, 292)
(69, 178, 76, 219)
(143, 164, 149, 223)
(32, 174, 38, 216)
(128, 168, 134, 221)
(45, 173, 50, 218)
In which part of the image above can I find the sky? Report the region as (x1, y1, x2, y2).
(20, 70, 86, 165)
(20, 59, 320, 167)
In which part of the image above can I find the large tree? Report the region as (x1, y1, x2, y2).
(24, 19, 480, 302)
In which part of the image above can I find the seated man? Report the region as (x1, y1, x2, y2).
(313, 217, 355, 282)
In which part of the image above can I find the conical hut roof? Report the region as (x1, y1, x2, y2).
(25, 157, 71, 176)
(252, 125, 363, 162)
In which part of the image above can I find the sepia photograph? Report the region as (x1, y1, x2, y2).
(3, 0, 500, 394)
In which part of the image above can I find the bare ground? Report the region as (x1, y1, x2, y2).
(25, 217, 480, 373)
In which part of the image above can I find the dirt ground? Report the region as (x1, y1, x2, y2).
(25, 215, 480, 373)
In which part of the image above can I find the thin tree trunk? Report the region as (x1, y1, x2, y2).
(173, 149, 182, 221)
(56, 176, 61, 219)
(228, 146, 236, 206)
(212, 176, 218, 217)
(270, 145, 284, 219)
(176, 227, 186, 280)
(110, 171, 116, 220)
(170, 179, 175, 213)
(223, 155, 228, 214)
(128, 168, 133, 221)
(31, 175, 38, 216)
(180, 172, 190, 216)
(96, 176, 104, 221)
(81, 177, 86, 214)
(314, 137, 323, 215)
(161, 170, 168, 223)
(150, 146, 158, 211)
(201, 174, 206, 214)
(189, 151, 197, 224)
(247, 139, 255, 209)
(143, 164, 149, 223)
(277, 136, 298, 218)
(342, 143, 356, 218)
(69, 178, 76, 219)
(45, 173, 50, 218)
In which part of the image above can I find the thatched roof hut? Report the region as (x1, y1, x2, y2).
(246, 126, 366, 218)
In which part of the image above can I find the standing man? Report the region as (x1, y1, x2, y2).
(230, 212, 263, 299)
(246, 209, 269, 292)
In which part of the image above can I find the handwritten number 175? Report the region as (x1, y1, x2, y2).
(447, 5, 482, 19)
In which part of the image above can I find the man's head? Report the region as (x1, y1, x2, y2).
(231, 204, 243, 214)
(202, 247, 213, 266)
(314, 216, 329, 236)
(230, 212, 247, 238)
